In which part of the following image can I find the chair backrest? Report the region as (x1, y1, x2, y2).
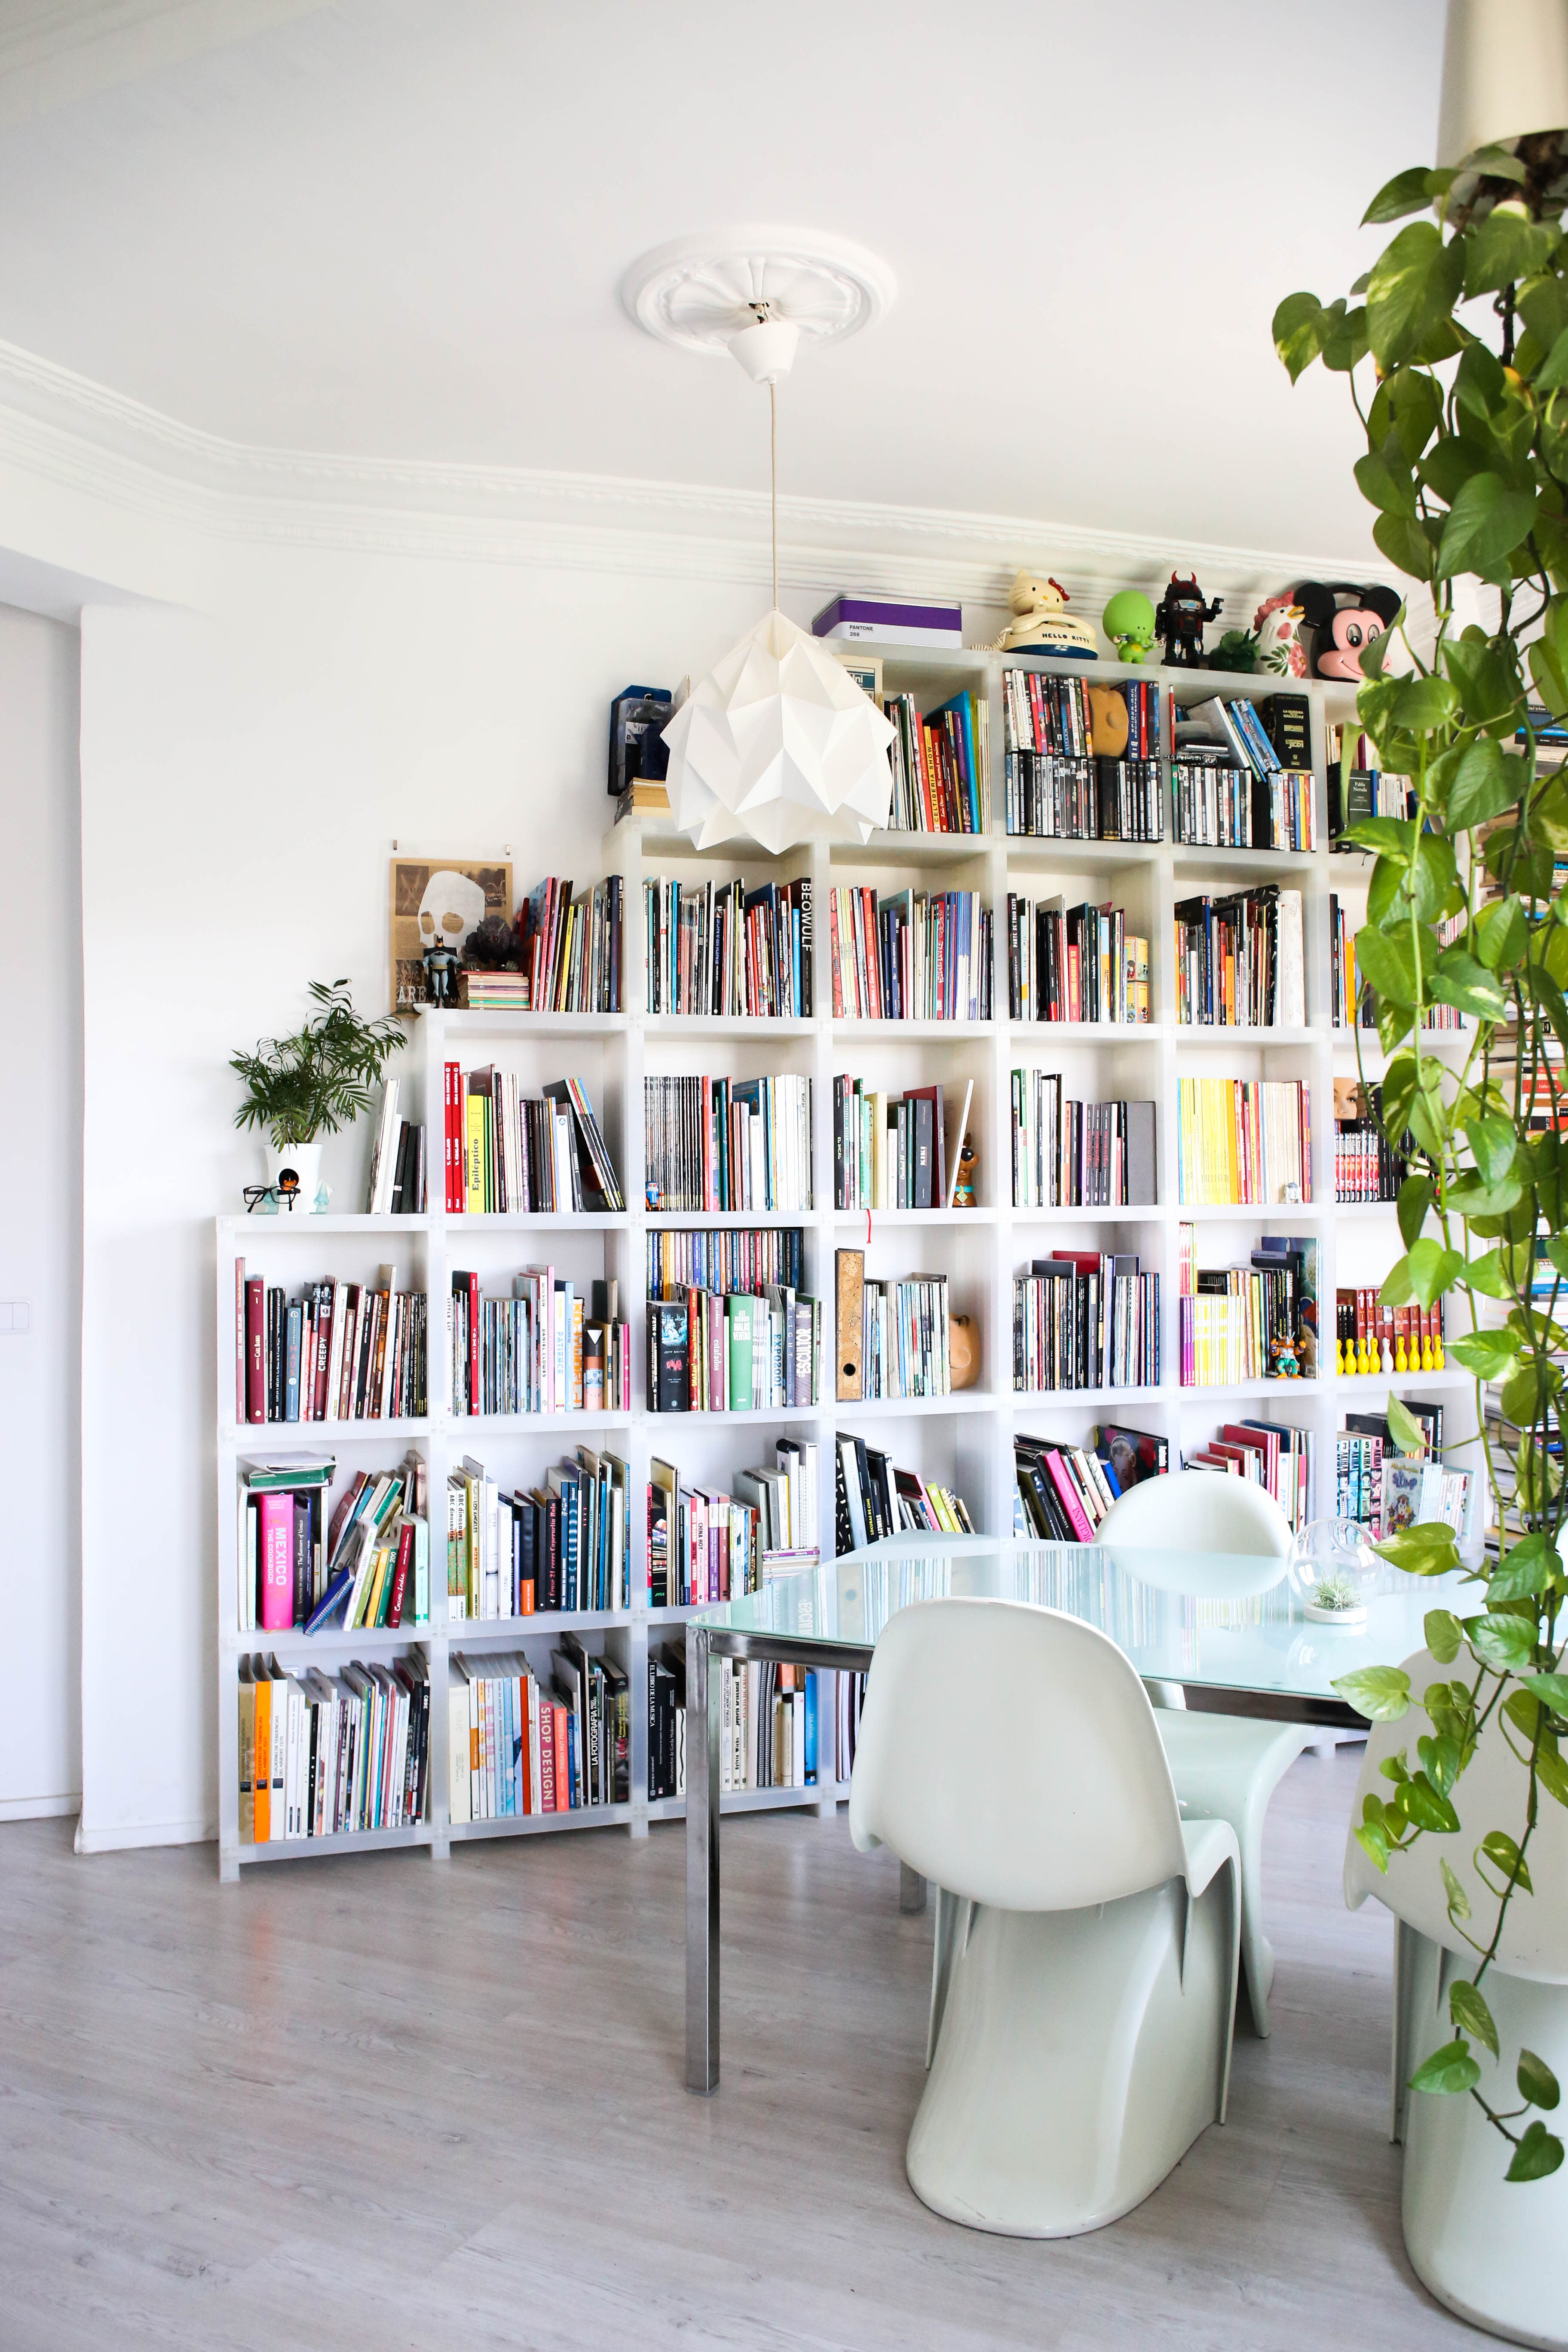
(1096, 1465, 1292, 1558)
(1344, 1647, 1568, 1984)
(847, 1596, 1188, 1910)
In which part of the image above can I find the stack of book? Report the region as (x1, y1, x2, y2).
(883, 689, 989, 832)
(450, 1637, 629, 1821)
(457, 971, 528, 1011)
(644, 875, 811, 1017)
(1336, 1403, 1467, 1536)
(364, 1080, 426, 1213)
(647, 1439, 818, 1605)
(1186, 1416, 1314, 1532)
(710, 1658, 829, 1794)
(447, 1444, 631, 1617)
(1173, 886, 1305, 1027)
(832, 1075, 969, 1211)
(448, 1269, 631, 1415)
(239, 1650, 431, 1844)
(442, 1067, 622, 1214)
(1176, 1078, 1311, 1206)
(1001, 670, 1163, 842)
(1178, 1228, 1318, 1386)
(833, 1430, 975, 1548)
(1007, 894, 1150, 1024)
(1013, 1431, 1122, 1541)
(1328, 726, 1415, 841)
(1335, 1082, 1410, 1202)
(647, 1229, 820, 1412)
(644, 1073, 812, 1213)
(1173, 694, 1315, 851)
(240, 1454, 429, 1633)
(1010, 1072, 1158, 1209)
(855, 1271, 952, 1400)
(1013, 1248, 1159, 1392)
(517, 875, 623, 1013)
(239, 1263, 427, 1424)
(828, 886, 992, 1021)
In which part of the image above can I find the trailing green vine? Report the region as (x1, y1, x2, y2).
(1275, 134, 1568, 2181)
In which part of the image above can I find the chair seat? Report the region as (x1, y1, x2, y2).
(1155, 1710, 1309, 2037)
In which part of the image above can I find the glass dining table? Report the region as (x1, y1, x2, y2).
(685, 1534, 1457, 2094)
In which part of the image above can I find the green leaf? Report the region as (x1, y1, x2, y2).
(1333, 1665, 1412, 1722)
(1370, 364, 1446, 460)
(1352, 1816, 1391, 1872)
(1387, 1393, 1430, 1457)
(1464, 204, 1559, 297)
(1521, 2048, 1562, 2113)
(1320, 301, 1369, 374)
(1379, 1751, 1411, 1783)
(1344, 815, 1415, 859)
(1522, 1671, 1568, 1712)
(1474, 892, 1529, 970)
(1489, 1533, 1557, 1601)
(1506, 2121, 1564, 2180)
(1479, 1829, 1535, 1892)
(1368, 221, 1467, 370)
(1501, 1358, 1560, 1428)
(1418, 1730, 1462, 1796)
(1274, 291, 1326, 383)
(1449, 1978, 1500, 2058)
(1463, 1247, 1513, 1299)
(1397, 1772, 1462, 1833)
(1356, 923, 1418, 1006)
(1538, 1744, 1568, 1806)
(1443, 635, 1525, 738)
(1389, 673, 1461, 733)
(1373, 511, 1437, 581)
(1441, 1856, 1472, 1920)
(1375, 1522, 1461, 1577)
(1410, 2037, 1482, 2095)
(1444, 737, 1513, 828)
(1396, 1172, 1433, 1249)
(1431, 948, 1509, 1020)
(1449, 1327, 1519, 1379)
(1425, 1608, 1464, 1664)
(1355, 440, 1419, 521)
(1363, 166, 1447, 226)
(1407, 1238, 1466, 1307)
(1468, 1613, 1540, 1672)
(1437, 473, 1538, 579)
(1529, 600, 1568, 717)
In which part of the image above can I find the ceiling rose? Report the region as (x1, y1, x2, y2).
(620, 226, 896, 357)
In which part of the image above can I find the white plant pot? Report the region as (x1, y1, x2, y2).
(264, 1139, 323, 1212)
(1304, 1601, 1367, 1626)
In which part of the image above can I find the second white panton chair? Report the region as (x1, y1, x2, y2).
(849, 1597, 1240, 2237)
(1096, 1466, 1307, 2036)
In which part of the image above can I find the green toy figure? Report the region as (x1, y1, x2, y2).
(1101, 589, 1158, 664)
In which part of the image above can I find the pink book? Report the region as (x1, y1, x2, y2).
(1042, 1449, 1096, 1544)
(258, 1490, 295, 1631)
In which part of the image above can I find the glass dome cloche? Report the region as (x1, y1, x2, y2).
(1286, 1517, 1379, 1627)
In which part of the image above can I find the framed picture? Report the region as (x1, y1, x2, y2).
(389, 855, 512, 1012)
(830, 647, 883, 703)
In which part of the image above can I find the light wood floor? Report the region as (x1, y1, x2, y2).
(0, 1750, 1490, 2349)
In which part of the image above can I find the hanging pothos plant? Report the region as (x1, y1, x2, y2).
(1274, 134, 1568, 2184)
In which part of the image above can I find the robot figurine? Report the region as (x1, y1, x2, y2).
(1154, 573, 1223, 668)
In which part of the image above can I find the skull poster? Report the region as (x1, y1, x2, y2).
(389, 855, 512, 1011)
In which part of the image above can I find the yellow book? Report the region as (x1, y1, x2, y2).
(238, 1666, 255, 1844)
(466, 1094, 486, 1214)
(571, 1296, 584, 1411)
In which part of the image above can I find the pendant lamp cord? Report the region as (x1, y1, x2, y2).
(769, 377, 779, 612)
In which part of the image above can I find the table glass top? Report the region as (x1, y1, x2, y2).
(698, 1537, 1467, 1703)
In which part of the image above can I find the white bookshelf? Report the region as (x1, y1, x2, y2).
(212, 644, 1479, 1880)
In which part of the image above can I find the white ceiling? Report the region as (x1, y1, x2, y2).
(0, 0, 1445, 560)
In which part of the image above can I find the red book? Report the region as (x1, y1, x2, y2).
(258, 1490, 294, 1630)
(312, 1280, 334, 1421)
(467, 1270, 480, 1418)
(1042, 1448, 1096, 1542)
(235, 1257, 247, 1424)
(445, 1060, 462, 1215)
(539, 1697, 557, 1813)
(245, 1277, 266, 1424)
(386, 1522, 414, 1627)
(552, 1700, 570, 1812)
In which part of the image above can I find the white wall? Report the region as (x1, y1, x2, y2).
(0, 599, 81, 1818)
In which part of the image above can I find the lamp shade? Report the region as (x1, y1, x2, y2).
(1437, 0, 1568, 163)
(661, 609, 896, 853)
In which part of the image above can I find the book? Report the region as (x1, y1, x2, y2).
(1006, 893, 1150, 1026)
(1010, 1074, 1158, 1208)
(239, 1650, 430, 1842)
(1014, 1250, 1159, 1392)
(514, 874, 623, 1014)
(1002, 671, 1163, 843)
(643, 873, 811, 1017)
(645, 1072, 812, 1213)
(826, 886, 991, 1021)
(1177, 1078, 1311, 1206)
(1172, 886, 1305, 1028)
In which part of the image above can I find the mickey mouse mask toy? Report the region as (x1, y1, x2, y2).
(1294, 580, 1402, 682)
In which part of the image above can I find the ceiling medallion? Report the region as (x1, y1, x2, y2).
(620, 227, 896, 358)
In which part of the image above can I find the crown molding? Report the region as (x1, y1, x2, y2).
(0, 332, 1403, 626)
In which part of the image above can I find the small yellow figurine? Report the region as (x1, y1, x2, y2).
(1394, 1329, 1407, 1374)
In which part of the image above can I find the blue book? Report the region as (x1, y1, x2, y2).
(804, 1670, 818, 1784)
(284, 1302, 303, 1422)
(304, 1563, 355, 1635)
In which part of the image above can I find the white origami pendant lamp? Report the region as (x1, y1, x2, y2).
(622, 230, 899, 854)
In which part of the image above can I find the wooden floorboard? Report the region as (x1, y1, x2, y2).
(0, 1750, 1491, 2348)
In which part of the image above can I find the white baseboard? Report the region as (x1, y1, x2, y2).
(0, 1792, 80, 1822)
(74, 1814, 213, 1854)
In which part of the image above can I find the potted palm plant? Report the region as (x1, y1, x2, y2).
(230, 979, 404, 1210)
(1274, 129, 1568, 2342)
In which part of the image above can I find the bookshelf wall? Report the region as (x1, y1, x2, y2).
(212, 644, 1480, 1880)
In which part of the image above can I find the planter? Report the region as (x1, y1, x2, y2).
(264, 1139, 323, 1212)
(1304, 1601, 1366, 1627)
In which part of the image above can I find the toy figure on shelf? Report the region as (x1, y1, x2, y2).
(1253, 589, 1309, 678)
(1101, 589, 1158, 664)
(1269, 1329, 1300, 1380)
(1293, 580, 1402, 681)
(462, 913, 521, 970)
(1154, 573, 1222, 667)
(953, 1135, 978, 1208)
(992, 571, 1098, 660)
(422, 934, 460, 1006)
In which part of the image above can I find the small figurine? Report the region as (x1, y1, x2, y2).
(422, 935, 460, 1006)
(1269, 1329, 1300, 1380)
(948, 1314, 980, 1390)
(1087, 683, 1130, 756)
(1154, 573, 1223, 667)
(992, 571, 1098, 661)
(1101, 589, 1158, 664)
(953, 1135, 978, 1208)
(462, 913, 521, 971)
(1253, 590, 1309, 678)
(1293, 580, 1402, 681)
